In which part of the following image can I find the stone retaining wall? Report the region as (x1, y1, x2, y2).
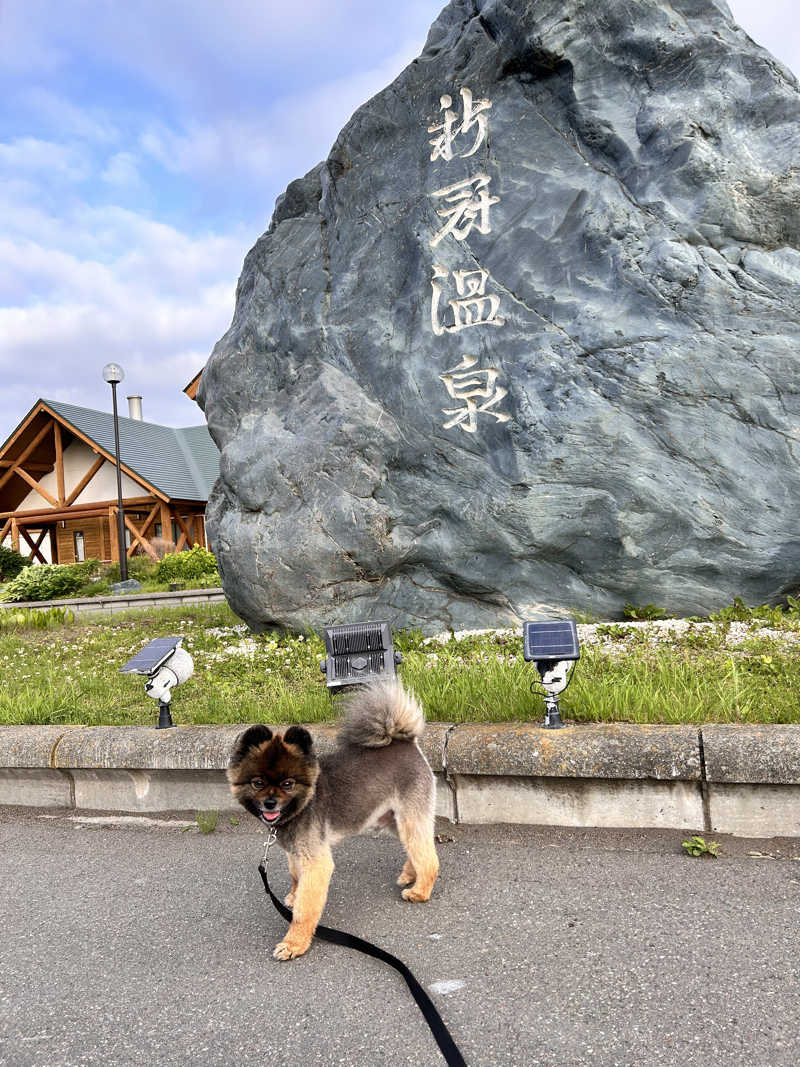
(2, 722, 798, 837)
(0, 587, 227, 616)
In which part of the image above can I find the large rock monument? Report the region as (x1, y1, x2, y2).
(199, 0, 800, 633)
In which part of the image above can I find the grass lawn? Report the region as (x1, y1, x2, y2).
(1, 602, 799, 727)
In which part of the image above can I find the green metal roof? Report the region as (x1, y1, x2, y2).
(43, 399, 219, 502)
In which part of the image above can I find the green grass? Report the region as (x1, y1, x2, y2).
(0, 603, 798, 727)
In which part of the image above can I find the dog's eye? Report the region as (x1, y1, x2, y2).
(281, 779, 295, 791)
(251, 777, 264, 789)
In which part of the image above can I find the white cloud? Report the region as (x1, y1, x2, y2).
(0, 137, 90, 181)
(18, 86, 119, 145)
(137, 35, 425, 185)
(101, 152, 143, 188)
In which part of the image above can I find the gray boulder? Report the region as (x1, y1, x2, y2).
(199, 0, 800, 633)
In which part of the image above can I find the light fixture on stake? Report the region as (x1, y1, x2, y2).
(523, 620, 580, 729)
(121, 636, 194, 729)
(319, 621, 402, 689)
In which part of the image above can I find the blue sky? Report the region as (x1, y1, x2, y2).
(0, 0, 796, 444)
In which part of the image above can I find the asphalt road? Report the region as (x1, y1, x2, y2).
(1, 807, 799, 1067)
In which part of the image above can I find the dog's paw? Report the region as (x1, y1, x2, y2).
(401, 886, 432, 903)
(284, 891, 296, 908)
(273, 937, 310, 961)
(396, 861, 416, 887)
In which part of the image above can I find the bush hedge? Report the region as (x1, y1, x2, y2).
(155, 545, 219, 583)
(0, 545, 31, 582)
(0, 560, 100, 602)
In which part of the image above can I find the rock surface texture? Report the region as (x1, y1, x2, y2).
(199, 0, 800, 634)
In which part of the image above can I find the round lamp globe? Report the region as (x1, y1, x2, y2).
(102, 362, 125, 385)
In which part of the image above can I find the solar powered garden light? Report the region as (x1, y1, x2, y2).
(319, 621, 402, 690)
(523, 620, 580, 729)
(121, 636, 194, 729)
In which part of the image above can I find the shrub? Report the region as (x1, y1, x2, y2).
(0, 545, 31, 582)
(102, 556, 159, 584)
(74, 579, 112, 598)
(0, 560, 100, 602)
(155, 544, 219, 583)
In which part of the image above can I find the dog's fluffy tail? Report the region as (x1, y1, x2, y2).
(337, 677, 425, 748)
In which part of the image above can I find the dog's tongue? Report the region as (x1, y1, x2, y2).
(261, 811, 281, 823)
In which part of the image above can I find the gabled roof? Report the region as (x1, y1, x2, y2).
(40, 399, 219, 502)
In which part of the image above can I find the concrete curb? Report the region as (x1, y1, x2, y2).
(1, 722, 798, 838)
(0, 587, 227, 616)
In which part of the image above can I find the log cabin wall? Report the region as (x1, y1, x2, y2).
(56, 518, 105, 564)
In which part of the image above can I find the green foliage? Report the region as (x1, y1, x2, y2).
(103, 556, 159, 584)
(682, 835, 720, 858)
(74, 579, 112, 598)
(195, 809, 219, 834)
(0, 605, 75, 631)
(596, 623, 632, 641)
(0, 560, 100, 602)
(155, 544, 219, 583)
(707, 595, 800, 630)
(0, 545, 31, 582)
(1, 603, 800, 728)
(623, 602, 667, 621)
(393, 628, 427, 652)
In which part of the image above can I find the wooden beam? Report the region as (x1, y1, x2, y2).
(11, 519, 19, 553)
(49, 526, 58, 564)
(64, 455, 105, 507)
(19, 525, 47, 564)
(1, 495, 158, 522)
(125, 502, 160, 557)
(160, 501, 172, 544)
(0, 420, 55, 492)
(123, 514, 159, 561)
(0, 401, 51, 458)
(0, 461, 52, 471)
(13, 466, 59, 509)
(54, 422, 65, 506)
(0, 517, 11, 543)
(173, 512, 195, 551)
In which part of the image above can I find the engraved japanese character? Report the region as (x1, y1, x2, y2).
(428, 88, 492, 161)
(431, 265, 505, 335)
(430, 173, 499, 247)
(439, 354, 511, 433)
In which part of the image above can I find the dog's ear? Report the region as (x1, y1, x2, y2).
(229, 724, 273, 766)
(283, 725, 314, 754)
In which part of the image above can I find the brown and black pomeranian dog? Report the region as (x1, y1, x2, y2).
(227, 678, 439, 961)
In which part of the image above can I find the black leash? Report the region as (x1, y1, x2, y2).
(257, 859, 467, 1067)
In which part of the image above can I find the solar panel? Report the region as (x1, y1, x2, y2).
(121, 637, 183, 675)
(522, 620, 580, 662)
(320, 622, 401, 688)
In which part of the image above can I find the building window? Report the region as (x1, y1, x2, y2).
(74, 531, 85, 562)
(154, 523, 162, 538)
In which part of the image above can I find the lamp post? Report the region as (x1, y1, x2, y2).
(102, 362, 128, 583)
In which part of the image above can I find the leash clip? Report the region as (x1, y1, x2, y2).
(262, 827, 278, 865)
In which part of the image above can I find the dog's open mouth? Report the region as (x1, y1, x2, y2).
(260, 810, 281, 824)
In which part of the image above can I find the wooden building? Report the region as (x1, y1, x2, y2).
(0, 398, 219, 566)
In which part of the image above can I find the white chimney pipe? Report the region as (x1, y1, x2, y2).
(127, 395, 143, 420)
